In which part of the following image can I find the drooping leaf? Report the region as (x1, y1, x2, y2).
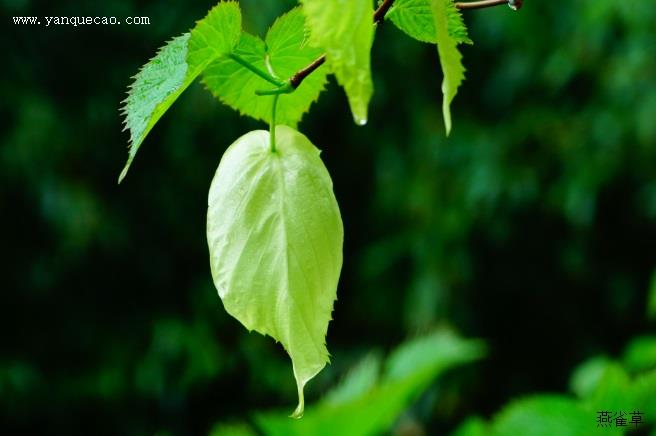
(300, 0, 374, 125)
(431, 0, 466, 135)
(207, 126, 343, 418)
(119, 1, 241, 182)
(202, 8, 328, 127)
(387, 0, 472, 45)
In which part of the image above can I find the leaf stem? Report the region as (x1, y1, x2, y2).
(455, 0, 521, 10)
(270, 94, 280, 153)
(255, 83, 294, 96)
(289, 55, 326, 89)
(229, 53, 285, 87)
(373, 0, 396, 24)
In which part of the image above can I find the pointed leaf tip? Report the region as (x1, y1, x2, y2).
(432, 0, 465, 136)
(118, 161, 130, 184)
(290, 390, 305, 419)
(300, 0, 375, 125)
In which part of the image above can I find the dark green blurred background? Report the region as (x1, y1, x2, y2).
(3, 0, 656, 434)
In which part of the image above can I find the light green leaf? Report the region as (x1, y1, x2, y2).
(202, 8, 328, 127)
(300, 0, 374, 125)
(431, 0, 466, 135)
(119, 1, 241, 182)
(387, 0, 472, 45)
(207, 126, 343, 418)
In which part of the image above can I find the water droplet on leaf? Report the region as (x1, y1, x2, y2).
(508, 0, 523, 11)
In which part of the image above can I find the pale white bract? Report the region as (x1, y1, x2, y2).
(207, 126, 343, 418)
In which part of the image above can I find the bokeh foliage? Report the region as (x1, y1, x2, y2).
(2, 0, 656, 434)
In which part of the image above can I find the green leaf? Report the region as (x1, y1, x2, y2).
(585, 363, 633, 414)
(491, 396, 591, 436)
(119, 1, 241, 182)
(206, 126, 343, 418)
(323, 353, 381, 406)
(387, 0, 472, 45)
(431, 0, 466, 135)
(383, 329, 486, 382)
(202, 8, 328, 127)
(254, 330, 485, 435)
(300, 0, 374, 125)
(451, 417, 489, 436)
(630, 369, 656, 415)
(569, 356, 615, 399)
(623, 336, 656, 373)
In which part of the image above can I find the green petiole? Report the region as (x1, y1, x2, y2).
(228, 53, 285, 87)
(270, 94, 280, 153)
(256, 83, 294, 96)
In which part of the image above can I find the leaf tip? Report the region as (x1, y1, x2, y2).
(289, 405, 304, 420)
(289, 382, 305, 419)
(118, 159, 132, 184)
(351, 102, 369, 126)
(442, 94, 453, 136)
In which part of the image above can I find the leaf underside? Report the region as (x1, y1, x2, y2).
(300, 0, 375, 125)
(202, 8, 328, 128)
(207, 126, 343, 418)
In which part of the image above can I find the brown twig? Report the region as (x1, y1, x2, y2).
(374, 0, 396, 24)
(289, 55, 327, 89)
